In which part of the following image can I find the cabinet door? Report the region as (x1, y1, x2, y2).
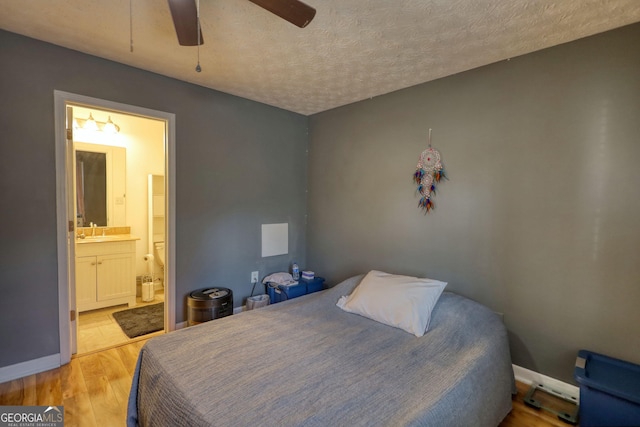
(76, 256, 97, 311)
(96, 253, 135, 301)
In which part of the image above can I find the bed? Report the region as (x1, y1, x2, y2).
(127, 274, 515, 426)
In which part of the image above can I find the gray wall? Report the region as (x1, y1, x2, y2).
(308, 23, 640, 384)
(0, 30, 308, 368)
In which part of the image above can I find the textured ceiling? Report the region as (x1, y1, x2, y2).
(1, 1, 639, 115)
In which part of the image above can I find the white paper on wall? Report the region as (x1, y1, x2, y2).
(261, 223, 288, 257)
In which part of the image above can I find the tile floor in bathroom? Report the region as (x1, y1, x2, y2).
(77, 290, 165, 355)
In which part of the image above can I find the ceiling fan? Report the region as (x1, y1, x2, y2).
(167, 0, 317, 46)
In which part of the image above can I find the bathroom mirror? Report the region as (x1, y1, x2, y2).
(74, 142, 126, 227)
(76, 151, 107, 226)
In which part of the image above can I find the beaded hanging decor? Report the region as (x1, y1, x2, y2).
(413, 129, 446, 213)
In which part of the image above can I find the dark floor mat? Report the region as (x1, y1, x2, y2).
(112, 302, 164, 338)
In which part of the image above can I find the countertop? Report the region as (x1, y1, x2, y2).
(76, 234, 140, 244)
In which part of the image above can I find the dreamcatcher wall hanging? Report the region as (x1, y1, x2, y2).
(413, 129, 446, 213)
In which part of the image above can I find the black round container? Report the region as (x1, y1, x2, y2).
(187, 287, 233, 326)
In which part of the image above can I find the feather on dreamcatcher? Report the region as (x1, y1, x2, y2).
(413, 129, 446, 213)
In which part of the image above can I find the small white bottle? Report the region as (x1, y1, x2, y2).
(292, 262, 300, 281)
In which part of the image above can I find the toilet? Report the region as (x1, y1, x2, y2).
(154, 241, 165, 268)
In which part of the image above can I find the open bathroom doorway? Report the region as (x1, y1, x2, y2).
(54, 91, 176, 362)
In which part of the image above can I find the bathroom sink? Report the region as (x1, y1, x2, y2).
(78, 236, 120, 242)
(77, 234, 139, 243)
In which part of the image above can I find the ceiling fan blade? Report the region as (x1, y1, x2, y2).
(248, 0, 316, 28)
(167, 0, 204, 46)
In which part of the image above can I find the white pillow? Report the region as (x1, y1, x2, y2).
(336, 270, 447, 337)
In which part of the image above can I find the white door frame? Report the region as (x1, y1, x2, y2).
(54, 90, 176, 364)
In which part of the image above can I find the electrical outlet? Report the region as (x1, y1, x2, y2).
(251, 271, 259, 284)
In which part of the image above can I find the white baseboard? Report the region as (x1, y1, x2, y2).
(513, 364, 579, 403)
(233, 306, 245, 314)
(0, 353, 61, 383)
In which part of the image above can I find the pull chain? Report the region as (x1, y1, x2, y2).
(195, 0, 202, 72)
(129, 0, 133, 52)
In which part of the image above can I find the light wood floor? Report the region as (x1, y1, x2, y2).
(499, 381, 579, 427)
(0, 336, 574, 427)
(77, 290, 164, 354)
(0, 340, 146, 426)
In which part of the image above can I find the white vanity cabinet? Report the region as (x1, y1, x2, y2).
(75, 239, 137, 312)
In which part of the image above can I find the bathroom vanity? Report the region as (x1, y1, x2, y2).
(75, 235, 139, 312)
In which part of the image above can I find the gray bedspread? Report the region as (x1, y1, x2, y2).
(128, 275, 515, 427)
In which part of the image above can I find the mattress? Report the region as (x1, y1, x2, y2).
(128, 275, 515, 426)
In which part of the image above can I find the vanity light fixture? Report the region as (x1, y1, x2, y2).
(103, 116, 119, 134)
(74, 113, 120, 133)
(83, 113, 99, 131)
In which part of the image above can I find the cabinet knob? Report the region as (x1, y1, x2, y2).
(97, 261, 103, 265)
(91, 262, 96, 266)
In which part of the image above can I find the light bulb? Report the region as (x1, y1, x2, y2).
(103, 116, 119, 134)
(83, 113, 98, 131)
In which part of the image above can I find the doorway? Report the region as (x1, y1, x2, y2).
(74, 106, 166, 354)
(54, 91, 176, 364)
